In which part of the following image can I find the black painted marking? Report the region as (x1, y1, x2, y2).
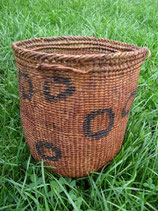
(121, 89, 137, 117)
(83, 108, 114, 140)
(43, 75, 75, 102)
(36, 141, 62, 161)
(18, 70, 33, 100)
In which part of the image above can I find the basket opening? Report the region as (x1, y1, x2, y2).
(28, 43, 135, 56)
(12, 37, 149, 64)
(16, 37, 138, 56)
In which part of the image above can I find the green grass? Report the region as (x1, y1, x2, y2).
(0, 0, 158, 210)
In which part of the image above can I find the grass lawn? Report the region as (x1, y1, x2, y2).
(0, 0, 158, 210)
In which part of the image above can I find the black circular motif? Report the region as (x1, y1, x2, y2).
(18, 70, 33, 100)
(43, 75, 75, 102)
(83, 108, 114, 140)
(36, 141, 62, 161)
(121, 89, 137, 117)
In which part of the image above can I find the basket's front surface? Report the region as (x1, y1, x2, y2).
(12, 37, 150, 177)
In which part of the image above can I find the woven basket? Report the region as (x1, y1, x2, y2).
(12, 36, 150, 178)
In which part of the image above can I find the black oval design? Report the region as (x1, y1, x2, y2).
(36, 141, 62, 161)
(121, 89, 137, 117)
(83, 108, 114, 140)
(18, 70, 33, 100)
(43, 75, 75, 102)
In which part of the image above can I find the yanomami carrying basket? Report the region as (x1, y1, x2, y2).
(12, 36, 150, 177)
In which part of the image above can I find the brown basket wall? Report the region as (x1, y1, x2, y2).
(12, 36, 150, 178)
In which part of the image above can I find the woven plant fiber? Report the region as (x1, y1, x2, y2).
(12, 36, 150, 177)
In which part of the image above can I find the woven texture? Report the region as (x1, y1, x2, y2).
(12, 36, 150, 177)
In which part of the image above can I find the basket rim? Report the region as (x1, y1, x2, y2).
(12, 36, 150, 62)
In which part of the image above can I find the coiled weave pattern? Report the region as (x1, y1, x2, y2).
(12, 36, 150, 177)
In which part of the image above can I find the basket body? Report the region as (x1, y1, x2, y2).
(12, 36, 150, 177)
